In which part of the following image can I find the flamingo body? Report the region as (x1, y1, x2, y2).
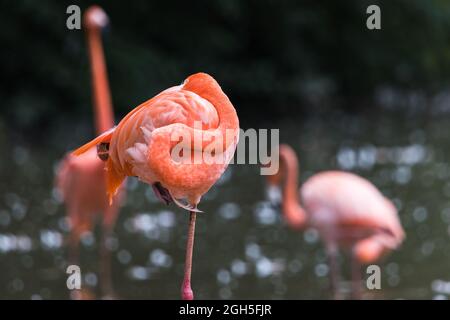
(301, 171, 404, 263)
(74, 73, 239, 210)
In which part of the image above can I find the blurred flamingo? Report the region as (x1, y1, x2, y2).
(55, 6, 123, 299)
(72, 72, 239, 300)
(266, 144, 405, 299)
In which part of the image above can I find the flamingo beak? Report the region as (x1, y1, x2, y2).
(151, 182, 203, 212)
(172, 197, 203, 213)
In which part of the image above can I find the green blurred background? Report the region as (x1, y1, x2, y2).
(3, 0, 450, 134)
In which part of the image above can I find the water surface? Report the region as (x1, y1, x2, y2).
(1, 111, 449, 299)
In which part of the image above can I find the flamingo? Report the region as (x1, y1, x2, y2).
(55, 5, 123, 299)
(72, 72, 240, 300)
(266, 144, 405, 299)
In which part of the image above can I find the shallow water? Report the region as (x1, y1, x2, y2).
(1, 111, 450, 299)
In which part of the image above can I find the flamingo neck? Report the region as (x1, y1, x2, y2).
(182, 73, 239, 151)
(86, 28, 114, 135)
(279, 146, 307, 229)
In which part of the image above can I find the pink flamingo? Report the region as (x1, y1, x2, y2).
(72, 72, 240, 300)
(55, 6, 123, 299)
(266, 144, 405, 299)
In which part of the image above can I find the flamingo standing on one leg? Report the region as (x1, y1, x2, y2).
(266, 144, 405, 299)
(72, 72, 240, 300)
(55, 6, 123, 299)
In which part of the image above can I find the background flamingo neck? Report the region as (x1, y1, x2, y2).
(87, 28, 114, 135)
(280, 146, 307, 228)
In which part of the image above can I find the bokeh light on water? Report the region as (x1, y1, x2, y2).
(1, 110, 450, 299)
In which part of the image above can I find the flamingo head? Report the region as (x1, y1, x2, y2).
(182, 73, 215, 92)
(180, 73, 219, 111)
(353, 238, 390, 264)
(282, 201, 307, 230)
(83, 5, 109, 30)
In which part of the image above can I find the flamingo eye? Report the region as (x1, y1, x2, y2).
(97, 142, 110, 161)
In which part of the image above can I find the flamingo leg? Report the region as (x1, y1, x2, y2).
(181, 211, 197, 300)
(351, 250, 362, 300)
(326, 242, 340, 300)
